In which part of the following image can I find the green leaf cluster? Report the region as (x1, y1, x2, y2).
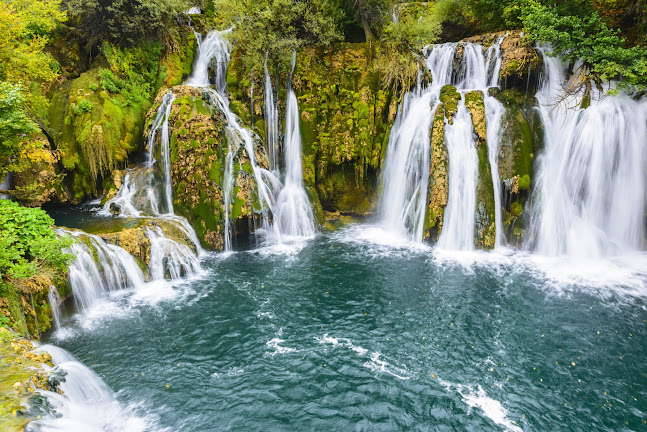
(0, 200, 73, 280)
(0, 82, 39, 176)
(520, 0, 647, 90)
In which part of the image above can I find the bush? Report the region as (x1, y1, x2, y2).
(0, 200, 73, 280)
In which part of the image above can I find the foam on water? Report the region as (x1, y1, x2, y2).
(27, 345, 165, 432)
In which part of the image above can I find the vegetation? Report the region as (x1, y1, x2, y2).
(65, 0, 195, 51)
(0, 200, 73, 336)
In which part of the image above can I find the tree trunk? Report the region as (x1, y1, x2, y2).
(358, 0, 374, 42)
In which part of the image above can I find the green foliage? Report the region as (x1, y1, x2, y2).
(0, 200, 73, 280)
(0, 0, 66, 85)
(88, 82, 99, 91)
(66, 0, 194, 50)
(520, 0, 647, 90)
(218, 0, 344, 77)
(73, 99, 92, 115)
(100, 41, 163, 106)
(0, 82, 39, 176)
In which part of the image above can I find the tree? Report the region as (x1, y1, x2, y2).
(520, 0, 647, 92)
(218, 0, 343, 76)
(65, 0, 194, 51)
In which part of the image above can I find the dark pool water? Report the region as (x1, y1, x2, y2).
(46, 227, 647, 431)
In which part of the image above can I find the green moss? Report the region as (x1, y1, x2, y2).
(439, 85, 461, 123)
(517, 174, 531, 190)
(424, 103, 448, 241)
(475, 136, 496, 250)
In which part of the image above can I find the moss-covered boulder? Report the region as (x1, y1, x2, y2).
(0, 329, 58, 430)
(464, 91, 496, 249)
(158, 29, 198, 88)
(48, 67, 153, 203)
(98, 218, 197, 271)
(423, 103, 449, 241)
(439, 85, 461, 124)
(496, 89, 537, 245)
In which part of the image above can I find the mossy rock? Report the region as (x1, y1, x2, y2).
(424, 103, 449, 242)
(439, 85, 461, 124)
(475, 138, 496, 250)
(495, 89, 537, 246)
(464, 90, 486, 144)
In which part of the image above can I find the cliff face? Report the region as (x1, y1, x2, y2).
(293, 44, 397, 218)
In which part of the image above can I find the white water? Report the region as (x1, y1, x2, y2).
(484, 39, 506, 246)
(0, 171, 11, 199)
(438, 102, 478, 250)
(264, 63, 280, 172)
(147, 226, 201, 280)
(27, 345, 161, 432)
(272, 60, 315, 239)
(61, 230, 146, 311)
(189, 31, 315, 248)
(379, 40, 506, 248)
(102, 91, 176, 217)
(48, 287, 62, 330)
(378, 87, 434, 241)
(530, 47, 647, 258)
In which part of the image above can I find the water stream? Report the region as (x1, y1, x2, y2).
(379, 41, 507, 249)
(530, 47, 647, 258)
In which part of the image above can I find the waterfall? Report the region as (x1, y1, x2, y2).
(0, 172, 11, 200)
(379, 40, 506, 248)
(188, 31, 316, 248)
(484, 39, 506, 247)
(147, 226, 201, 280)
(27, 345, 158, 431)
(61, 229, 146, 311)
(102, 92, 177, 217)
(48, 286, 62, 330)
(185, 28, 231, 93)
(273, 87, 316, 238)
(529, 47, 647, 258)
(437, 102, 478, 250)
(264, 63, 280, 172)
(378, 88, 434, 241)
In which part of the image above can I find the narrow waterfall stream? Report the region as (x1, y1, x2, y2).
(378, 88, 434, 241)
(379, 40, 507, 249)
(272, 55, 315, 239)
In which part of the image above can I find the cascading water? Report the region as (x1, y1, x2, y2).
(102, 92, 177, 217)
(379, 40, 507, 248)
(273, 87, 316, 238)
(264, 63, 280, 172)
(437, 102, 479, 250)
(48, 286, 62, 330)
(188, 31, 315, 247)
(378, 87, 434, 241)
(271, 54, 316, 239)
(147, 226, 201, 280)
(27, 345, 158, 431)
(529, 47, 647, 258)
(61, 229, 146, 311)
(0, 172, 12, 200)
